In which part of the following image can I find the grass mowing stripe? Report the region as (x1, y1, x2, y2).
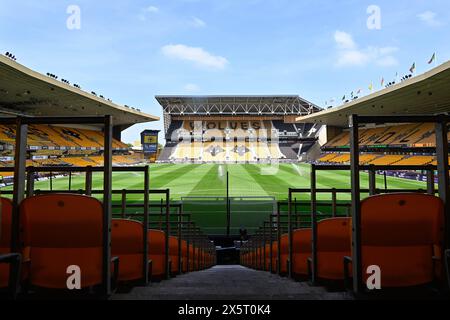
(188, 164, 226, 197)
(241, 164, 296, 200)
(150, 163, 200, 189)
(228, 164, 269, 197)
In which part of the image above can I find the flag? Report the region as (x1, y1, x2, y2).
(409, 62, 416, 74)
(342, 95, 346, 101)
(368, 83, 373, 91)
(357, 88, 362, 94)
(381, 77, 384, 87)
(428, 53, 436, 64)
(351, 91, 354, 98)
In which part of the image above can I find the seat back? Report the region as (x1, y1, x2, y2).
(169, 236, 179, 274)
(0, 198, 13, 288)
(181, 240, 188, 272)
(20, 194, 103, 289)
(148, 229, 166, 277)
(280, 234, 289, 273)
(291, 228, 311, 276)
(271, 241, 278, 272)
(360, 193, 444, 287)
(111, 219, 144, 282)
(316, 217, 351, 280)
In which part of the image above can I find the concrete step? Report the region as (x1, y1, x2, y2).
(112, 265, 352, 300)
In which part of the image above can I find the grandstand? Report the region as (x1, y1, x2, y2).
(298, 61, 450, 169)
(0, 55, 159, 180)
(156, 96, 322, 163)
(0, 55, 218, 300)
(2, 51, 450, 301)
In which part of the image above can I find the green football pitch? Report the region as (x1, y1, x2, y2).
(1, 163, 430, 235)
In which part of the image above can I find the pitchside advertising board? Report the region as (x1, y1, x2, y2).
(141, 130, 160, 154)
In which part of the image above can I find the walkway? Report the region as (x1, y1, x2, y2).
(113, 265, 352, 300)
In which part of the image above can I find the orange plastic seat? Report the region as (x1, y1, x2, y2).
(291, 228, 311, 277)
(148, 229, 166, 279)
(112, 219, 148, 282)
(271, 241, 278, 272)
(169, 236, 179, 275)
(194, 247, 201, 270)
(188, 244, 195, 271)
(280, 234, 289, 274)
(264, 244, 271, 270)
(20, 194, 105, 289)
(181, 240, 188, 273)
(316, 218, 351, 280)
(359, 193, 444, 287)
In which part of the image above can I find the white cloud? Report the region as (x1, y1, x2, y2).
(334, 31, 356, 50)
(184, 83, 200, 92)
(334, 31, 398, 67)
(138, 6, 159, 21)
(417, 11, 442, 27)
(145, 6, 159, 13)
(191, 17, 206, 28)
(161, 44, 229, 70)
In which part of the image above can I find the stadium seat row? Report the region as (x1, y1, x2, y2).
(241, 193, 450, 292)
(325, 123, 448, 148)
(0, 194, 215, 299)
(318, 153, 441, 166)
(0, 124, 128, 150)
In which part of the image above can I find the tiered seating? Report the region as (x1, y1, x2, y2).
(242, 193, 447, 293)
(0, 124, 127, 150)
(394, 155, 434, 166)
(325, 123, 450, 148)
(318, 153, 338, 162)
(367, 155, 405, 165)
(0, 156, 145, 179)
(164, 120, 307, 162)
(63, 157, 96, 167)
(318, 153, 440, 166)
(113, 155, 141, 165)
(1, 192, 216, 298)
(329, 154, 350, 164)
(255, 142, 272, 159)
(359, 154, 378, 164)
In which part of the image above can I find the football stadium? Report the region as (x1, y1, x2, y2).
(1, 1, 450, 307)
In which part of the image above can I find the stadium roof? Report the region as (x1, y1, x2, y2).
(156, 95, 322, 116)
(0, 55, 159, 129)
(296, 60, 450, 127)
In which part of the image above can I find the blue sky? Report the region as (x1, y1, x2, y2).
(1, 0, 449, 143)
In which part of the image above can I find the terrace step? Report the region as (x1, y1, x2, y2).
(112, 265, 352, 300)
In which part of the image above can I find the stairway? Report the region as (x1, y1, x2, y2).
(112, 265, 351, 300)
